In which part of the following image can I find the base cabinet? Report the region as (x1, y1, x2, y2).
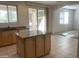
(0, 31, 16, 47)
(16, 34, 51, 58)
(36, 35, 44, 57)
(45, 34, 51, 54)
(25, 37, 35, 58)
(16, 37, 25, 57)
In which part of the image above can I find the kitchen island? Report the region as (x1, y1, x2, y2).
(16, 29, 51, 58)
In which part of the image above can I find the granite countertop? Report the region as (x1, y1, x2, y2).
(0, 26, 28, 31)
(16, 29, 48, 39)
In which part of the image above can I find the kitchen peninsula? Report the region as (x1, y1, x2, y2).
(16, 29, 51, 58)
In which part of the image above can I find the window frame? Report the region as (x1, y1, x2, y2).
(60, 12, 64, 24)
(37, 8, 47, 33)
(64, 11, 69, 24)
(28, 7, 47, 33)
(59, 11, 69, 25)
(0, 4, 18, 24)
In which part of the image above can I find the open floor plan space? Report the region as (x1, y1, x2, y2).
(0, 31, 78, 58)
(0, 1, 79, 58)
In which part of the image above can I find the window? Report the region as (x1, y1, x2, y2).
(8, 6, 17, 23)
(0, 5, 8, 23)
(64, 12, 69, 24)
(60, 12, 64, 24)
(28, 8, 46, 33)
(0, 5, 17, 23)
(38, 9, 46, 33)
(28, 8, 37, 31)
(60, 11, 69, 24)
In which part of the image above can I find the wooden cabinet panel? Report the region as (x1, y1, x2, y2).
(36, 35, 44, 57)
(16, 37, 25, 57)
(25, 37, 35, 58)
(8, 31, 16, 44)
(16, 34, 51, 58)
(0, 31, 16, 47)
(0, 32, 3, 46)
(45, 34, 51, 54)
(0, 32, 9, 46)
(3, 31, 9, 45)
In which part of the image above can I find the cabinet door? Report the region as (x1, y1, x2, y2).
(0, 31, 16, 47)
(45, 34, 51, 54)
(4, 31, 16, 45)
(36, 35, 44, 57)
(16, 37, 25, 57)
(25, 37, 35, 58)
(0, 32, 4, 46)
(0, 31, 9, 46)
(3, 31, 9, 45)
(8, 31, 16, 44)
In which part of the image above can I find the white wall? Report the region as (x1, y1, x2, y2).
(1, 2, 78, 33)
(74, 8, 79, 30)
(52, 8, 74, 33)
(0, 2, 29, 28)
(47, 7, 53, 33)
(10, 3, 29, 28)
(0, 2, 49, 31)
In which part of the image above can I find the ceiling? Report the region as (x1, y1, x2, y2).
(31, 1, 65, 6)
(30, 1, 79, 9)
(63, 4, 79, 10)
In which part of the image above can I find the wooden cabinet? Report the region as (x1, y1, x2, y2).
(8, 31, 16, 44)
(45, 34, 51, 54)
(16, 37, 25, 57)
(36, 35, 44, 57)
(0, 31, 16, 47)
(0, 32, 3, 46)
(25, 37, 35, 58)
(16, 34, 51, 58)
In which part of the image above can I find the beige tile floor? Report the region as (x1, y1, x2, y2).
(0, 33, 78, 58)
(44, 35, 78, 58)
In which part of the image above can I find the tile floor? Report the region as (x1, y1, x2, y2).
(44, 35, 78, 58)
(0, 31, 78, 58)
